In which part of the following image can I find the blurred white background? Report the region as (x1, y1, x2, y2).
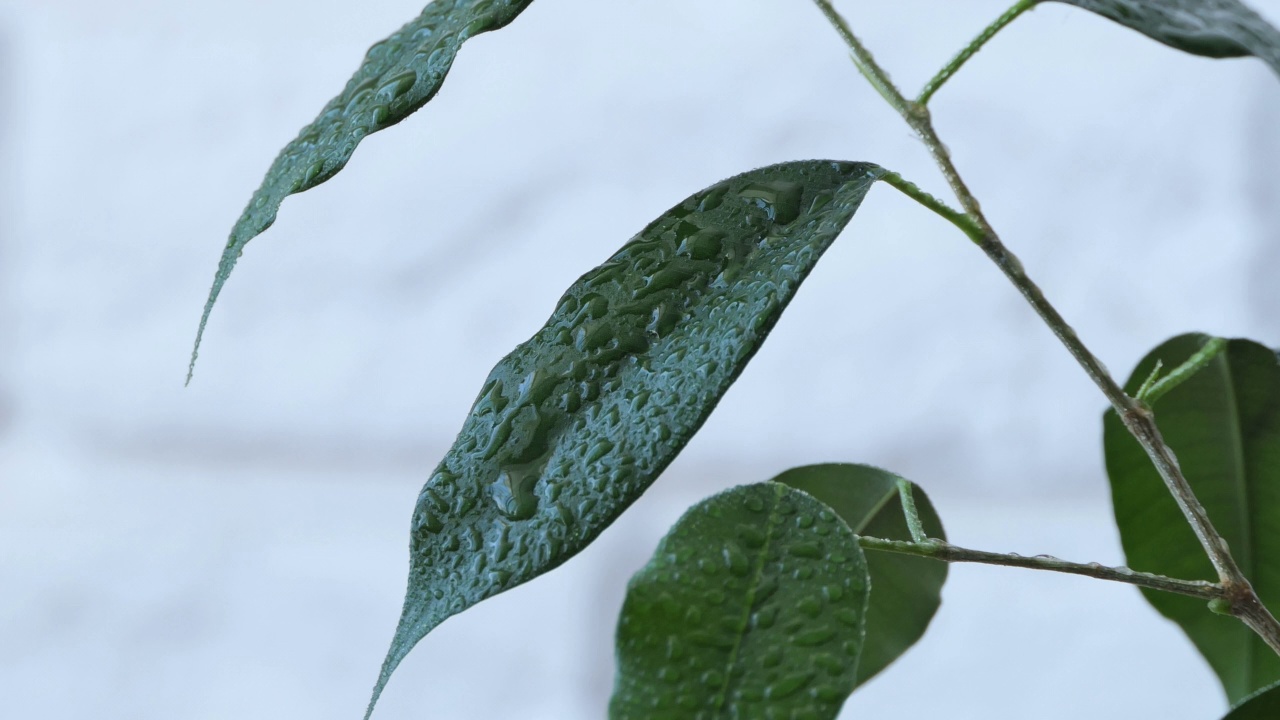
(2, 0, 1279, 718)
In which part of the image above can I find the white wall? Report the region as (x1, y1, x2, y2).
(2, 1, 1279, 718)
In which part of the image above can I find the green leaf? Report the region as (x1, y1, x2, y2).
(1044, 0, 1280, 77)
(772, 463, 947, 686)
(189, 0, 535, 382)
(1224, 681, 1280, 719)
(610, 482, 871, 720)
(1105, 333, 1280, 703)
(366, 160, 885, 717)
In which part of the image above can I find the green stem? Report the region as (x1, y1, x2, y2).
(916, 0, 1038, 106)
(880, 172, 983, 243)
(1139, 337, 1228, 405)
(811, 0, 1280, 656)
(858, 536, 1224, 601)
(809, 0, 915, 118)
(895, 478, 930, 544)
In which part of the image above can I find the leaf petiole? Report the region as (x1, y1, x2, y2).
(1138, 337, 1228, 406)
(916, 0, 1038, 106)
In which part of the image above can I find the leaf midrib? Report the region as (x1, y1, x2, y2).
(714, 483, 784, 711)
(1219, 349, 1259, 690)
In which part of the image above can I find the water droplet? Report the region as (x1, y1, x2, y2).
(766, 671, 815, 700)
(585, 438, 615, 464)
(677, 227, 727, 261)
(490, 466, 539, 520)
(723, 544, 749, 577)
(377, 69, 417, 100)
(491, 524, 512, 562)
(752, 606, 778, 630)
(789, 542, 822, 559)
(834, 609, 860, 628)
(796, 596, 822, 618)
(697, 186, 728, 212)
(793, 628, 835, 646)
(738, 525, 766, 549)
(413, 510, 443, 534)
(738, 181, 803, 224)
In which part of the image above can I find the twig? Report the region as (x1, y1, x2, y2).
(809, 0, 1280, 655)
(858, 536, 1224, 601)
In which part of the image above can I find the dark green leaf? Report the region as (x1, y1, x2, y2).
(366, 160, 885, 717)
(1105, 333, 1280, 703)
(1045, 0, 1280, 77)
(1224, 681, 1280, 719)
(773, 463, 947, 686)
(190, 0, 535, 381)
(610, 482, 871, 720)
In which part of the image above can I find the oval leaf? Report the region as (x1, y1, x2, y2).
(1046, 0, 1280, 76)
(610, 482, 871, 719)
(190, 0, 535, 380)
(1104, 333, 1280, 703)
(1225, 681, 1280, 719)
(773, 463, 947, 686)
(366, 160, 885, 716)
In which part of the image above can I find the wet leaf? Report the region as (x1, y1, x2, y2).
(190, 0, 535, 381)
(773, 463, 947, 686)
(1105, 333, 1280, 703)
(366, 160, 885, 716)
(610, 482, 871, 720)
(1047, 0, 1280, 76)
(1224, 681, 1280, 719)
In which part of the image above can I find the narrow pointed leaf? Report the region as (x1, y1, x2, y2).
(366, 160, 885, 716)
(610, 482, 871, 719)
(773, 463, 947, 686)
(1045, 0, 1280, 77)
(190, 0, 535, 380)
(1105, 333, 1280, 703)
(1224, 681, 1280, 719)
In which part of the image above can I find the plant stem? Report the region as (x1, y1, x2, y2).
(895, 479, 930, 544)
(858, 536, 1224, 601)
(810, 0, 1280, 656)
(1139, 336, 1227, 405)
(880, 172, 983, 243)
(916, 0, 1037, 106)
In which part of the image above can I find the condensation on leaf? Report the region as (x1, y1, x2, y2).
(1047, 0, 1280, 75)
(189, 0, 536, 382)
(610, 482, 871, 720)
(773, 463, 947, 687)
(364, 160, 886, 717)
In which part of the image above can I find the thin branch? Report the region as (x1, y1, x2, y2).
(809, 0, 1280, 655)
(917, 0, 1037, 106)
(858, 536, 1224, 601)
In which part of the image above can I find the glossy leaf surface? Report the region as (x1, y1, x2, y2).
(1047, 0, 1280, 76)
(1224, 681, 1280, 719)
(367, 160, 885, 716)
(1105, 333, 1280, 703)
(191, 0, 535, 379)
(610, 482, 871, 719)
(773, 463, 947, 686)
